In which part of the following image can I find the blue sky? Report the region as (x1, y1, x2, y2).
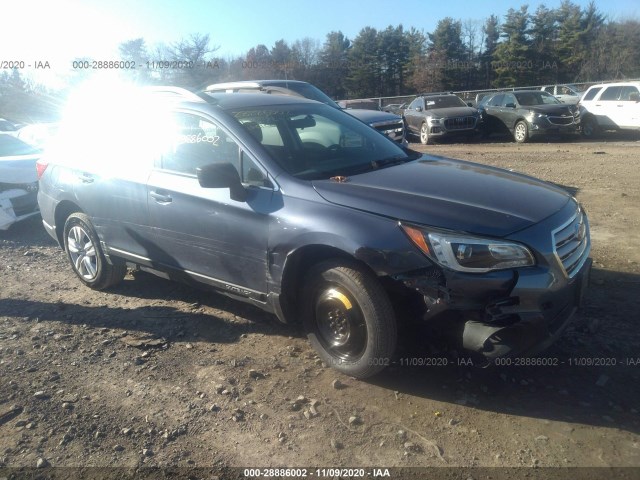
(3, 0, 639, 85)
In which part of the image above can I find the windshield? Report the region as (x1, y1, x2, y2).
(425, 96, 467, 110)
(231, 103, 410, 180)
(515, 91, 561, 105)
(0, 134, 40, 157)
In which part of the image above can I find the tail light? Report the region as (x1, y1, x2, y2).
(36, 159, 49, 179)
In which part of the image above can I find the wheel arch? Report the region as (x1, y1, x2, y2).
(278, 244, 379, 324)
(54, 201, 84, 247)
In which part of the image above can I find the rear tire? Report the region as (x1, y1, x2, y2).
(300, 260, 397, 379)
(63, 213, 126, 290)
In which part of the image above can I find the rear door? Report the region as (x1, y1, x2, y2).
(71, 121, 154, 260)
(146, 111, 273, 295)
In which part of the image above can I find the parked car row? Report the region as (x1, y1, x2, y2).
(401, 81, 639, 144)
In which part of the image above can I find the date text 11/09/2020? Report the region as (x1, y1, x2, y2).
(351, 357, 640, 368)
(244, 468, 391, 478)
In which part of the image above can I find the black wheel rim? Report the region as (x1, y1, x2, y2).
(314, 286, 367, 361)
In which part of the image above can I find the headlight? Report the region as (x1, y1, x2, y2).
(427, 117, 441, 125)
(401, 224, 535, 273)
(528, 112, 546, 119)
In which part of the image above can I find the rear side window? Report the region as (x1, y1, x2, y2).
(582, 87, 602, 101)
(599, 87, 622, 101)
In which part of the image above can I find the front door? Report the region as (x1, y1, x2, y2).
(146, 112, 274, 295)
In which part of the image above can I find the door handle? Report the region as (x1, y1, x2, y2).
(150, 191, 172, 203)
(78, 173, 94, 183)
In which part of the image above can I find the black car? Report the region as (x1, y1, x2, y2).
(37, 87, 591, 378)
(403, 93, 482, 144)
(478, 90, 580, 143)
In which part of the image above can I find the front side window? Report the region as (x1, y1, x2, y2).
(488, 94, 504, 107)
(408, 98, 423, 110)
(160, 113, 237, 175)
(502, 94, 517, 107)
(600, 87, 622, 101)
(231, 103, 410, 180)
(159, 112, 269, 187)
(618, 86, 640, 101)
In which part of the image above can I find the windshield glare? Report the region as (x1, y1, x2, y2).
(232, 104, 409, 180)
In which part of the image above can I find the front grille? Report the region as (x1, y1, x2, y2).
(553, 208, 590, 278)
(373, 121, 404, 133)
(443, 116, 476, 130)
(548, 116, 575, 126)
(372, 120, 405, 142)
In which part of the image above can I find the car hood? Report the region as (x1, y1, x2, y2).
(345, 109, 403, 124)
(312, 156, 570, 237)
(523, 104, 576, 115)
(428, 106, 478, 118)
(0, 153, 39, 184)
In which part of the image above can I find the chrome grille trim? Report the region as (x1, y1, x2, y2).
(552, 207, 591, 278)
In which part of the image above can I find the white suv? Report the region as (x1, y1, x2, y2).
(579, 82, 640, 137)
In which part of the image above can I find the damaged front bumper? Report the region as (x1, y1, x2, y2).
(0, 188, 40, 230)
(396, 204, 592, 361)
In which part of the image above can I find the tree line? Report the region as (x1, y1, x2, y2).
(2, 0, 640, 122)
(111, 0, 639, 97)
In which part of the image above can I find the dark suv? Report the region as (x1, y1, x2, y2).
(403, 93, 482, 144)
(38, 87, 591, 378)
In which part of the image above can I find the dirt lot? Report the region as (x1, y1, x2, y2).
(1, 136, 640, 478)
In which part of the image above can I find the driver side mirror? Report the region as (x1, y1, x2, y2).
(415, 106, 423, 112)
(197, 162, 247, 202)
(505, 103, 516, 109)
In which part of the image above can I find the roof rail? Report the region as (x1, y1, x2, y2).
(418, 91, 456, 96)
(204, 82, 263, 91)
(144, 86, 205, 102)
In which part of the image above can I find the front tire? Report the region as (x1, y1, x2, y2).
(420, 123, 432, 145)
(581, 115, 599, 138)
(300, 260, 397, 379)
(514, 120, 529, 143)
(63, 212, 126, 290)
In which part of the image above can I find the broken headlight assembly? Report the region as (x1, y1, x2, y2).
(401, 224, 535, 273)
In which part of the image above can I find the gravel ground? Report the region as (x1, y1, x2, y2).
(1, 136, 639, 479)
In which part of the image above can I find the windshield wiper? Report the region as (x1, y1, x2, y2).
(371, 155, 409, 170)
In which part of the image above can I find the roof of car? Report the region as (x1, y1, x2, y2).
(204, 92, 320, 109)
(586, 81, 640, 88)
(205, 80, 309, 91)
